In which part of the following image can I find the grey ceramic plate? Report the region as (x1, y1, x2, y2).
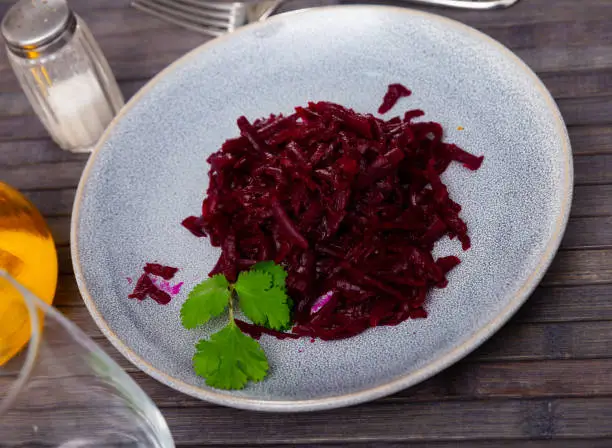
(72, 5, 572, 412)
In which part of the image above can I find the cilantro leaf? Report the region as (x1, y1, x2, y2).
(193, 322, 269, 390)
(235, 270, 291, 330)
(181, 274, 230, 329)
(252, 261, 293, 309)
(251, 261, 288, 290)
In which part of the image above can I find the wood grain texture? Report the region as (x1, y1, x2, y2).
(22, 188, 77, 217)
(148, 398, 612, 442)
(160, 442, 612, 448)
(2, 0, 612, 446)
(542, 249, 612, 286)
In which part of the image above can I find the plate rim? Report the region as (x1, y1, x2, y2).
(71, 4, 573, 412)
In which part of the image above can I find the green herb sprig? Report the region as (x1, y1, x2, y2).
(180, 261, 291, 390)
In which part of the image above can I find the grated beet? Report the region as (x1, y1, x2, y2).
(235, 319, 300, 340)
(129, 264, 178, 305)
(128, 273, 154, 301)
(378, 83, 412, 114)
(183, 87, 483, 340)
(143, 263, 179, 280)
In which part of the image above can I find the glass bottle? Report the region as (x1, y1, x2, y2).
(1, 0, 125, 152)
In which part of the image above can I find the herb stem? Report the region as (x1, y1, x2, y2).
(228, 285, 236, 322)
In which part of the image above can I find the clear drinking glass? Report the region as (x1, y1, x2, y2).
(0, 271, 175, 448)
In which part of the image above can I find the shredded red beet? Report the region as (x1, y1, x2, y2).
(183, 88, 483, 340)
(129, 263, 179, 305)
(235, 319, 300, 340)
(378, 83, 412, 114)
(143, 263, 179, 280)
(128, 273, 154, 301)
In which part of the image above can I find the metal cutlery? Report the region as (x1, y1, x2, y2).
(131, 0, 520, 37)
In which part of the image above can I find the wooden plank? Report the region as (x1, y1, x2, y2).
(557, 95, 612, 127)
(60, 0, 612, 27)
(57, 304, 612, 362)
(516, 283, 612, 323)
(159, 398, 612, 442)
(571, 185, 612, 217)
(515, 45, 612, 74)
(471, 321, 612, 362)
(480, 19, 612, 51)
(0, 90, 35, 116)
(6, 395, 612, 444)
(77, 7, 175, 37)
(556, 398, 612, 438)
(54, 275, 82, 307)
(542, 249, 612, 286)
(0, 115, 47, 140)
(47, 216, 72, 246)
(6, 396, 612, 445)
(568, 125, 612, 155)
(0, 161, 86, 190)
(22, 188, 76, 217)
(181, 441, 612, 448)
(0, 139, 89, 167)
(426, 0, 612, 28)
(561, 216, 612, 249)
(540, 70, 612, 100)
(574, 154, 612, 186)
(57, 0, 140, 10)
(57, 246, 73, 275)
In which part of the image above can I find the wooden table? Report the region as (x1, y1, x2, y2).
(1, 0, 612, 445)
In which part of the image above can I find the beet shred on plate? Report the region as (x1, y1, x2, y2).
(182, 84, 483, 340)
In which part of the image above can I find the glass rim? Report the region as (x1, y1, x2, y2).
(0, 269, 43, 415)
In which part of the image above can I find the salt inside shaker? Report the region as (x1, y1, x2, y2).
(1, 0, 125, 152)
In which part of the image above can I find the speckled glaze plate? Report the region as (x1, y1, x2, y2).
(72, 6, 572, 412)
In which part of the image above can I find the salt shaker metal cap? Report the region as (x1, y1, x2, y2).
(2, 0, 75, 55)
(1, 0, 125, 152)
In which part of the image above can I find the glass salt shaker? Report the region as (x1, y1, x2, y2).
(1, 0, 124, 152)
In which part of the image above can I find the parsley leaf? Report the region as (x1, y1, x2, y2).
(193, 322, 269, 390)
(235, 270, 291, 330)
(251, 261, 288, 290)
(180, 274, 231, 329)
